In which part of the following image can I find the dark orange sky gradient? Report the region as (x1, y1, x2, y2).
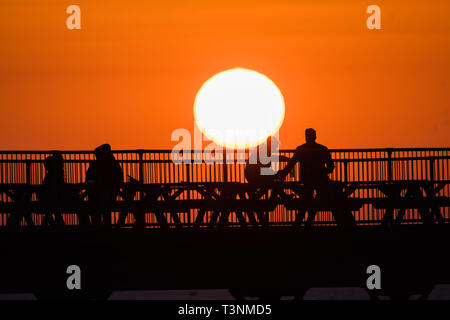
(1, 0, 449, 150)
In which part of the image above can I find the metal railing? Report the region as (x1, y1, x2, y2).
(0, 148, 449, 227)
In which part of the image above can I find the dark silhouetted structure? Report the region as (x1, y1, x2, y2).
(5, 184, 33, 228)
(0, 146, 449, 300)
(85, 144, 123, 226)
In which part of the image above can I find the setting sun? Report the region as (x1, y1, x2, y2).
(194, 68, 285, 149)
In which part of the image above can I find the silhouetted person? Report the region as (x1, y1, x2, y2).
(277, 129, 334, 184)
(245, 138, 274, 184)
(244, 136, 289, 226)
(245, 136, 289, 184)
(277, 129, 354, 227)
(244, 157, 273, 184)
(86, 144, 123, 226)
(39, 152, 66, 227)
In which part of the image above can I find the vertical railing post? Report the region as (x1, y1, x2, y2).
(186, 163, 191, 183)
(343, 160, 348, 183)
(387, 148, 393, 183)
(138, 150, 144, 200)
(25, 160, 31, 184)
(429, 157, 435, 182)
(222, 148, 228, 182)
(186, 151, 191, 224)
(138, 150, 144, 183)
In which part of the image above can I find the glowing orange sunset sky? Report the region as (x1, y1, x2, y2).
(0, 0, 449, 150)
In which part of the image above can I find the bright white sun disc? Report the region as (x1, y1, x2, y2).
(194, 68, 285, 149)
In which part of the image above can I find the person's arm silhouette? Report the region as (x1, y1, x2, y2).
(276, 148, 301, 181)
(324, 148, 335, 174)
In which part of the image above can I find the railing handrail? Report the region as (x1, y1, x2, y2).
(0, 155, 449, 164)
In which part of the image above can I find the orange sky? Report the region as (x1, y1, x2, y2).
(0, 0, 449, 150)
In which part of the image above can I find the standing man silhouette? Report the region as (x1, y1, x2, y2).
(277, 128, 334, 185)
(277, 128, 347, 227)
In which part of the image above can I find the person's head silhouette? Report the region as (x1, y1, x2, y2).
(44, 152, 64, 173)
(305, 128, 316, 143)
(94, 143, 113, 161)
(52, 152, 64, 171)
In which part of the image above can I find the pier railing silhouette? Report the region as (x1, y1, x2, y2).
(0, 148, 449, 227)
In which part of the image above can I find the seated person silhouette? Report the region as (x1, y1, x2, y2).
(85, 144, 123, 226)
(276, 128, 354, 227)
(244, 136, 288, 226)
(244, 136, 286, 184)
(39, 152, 66, 227)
